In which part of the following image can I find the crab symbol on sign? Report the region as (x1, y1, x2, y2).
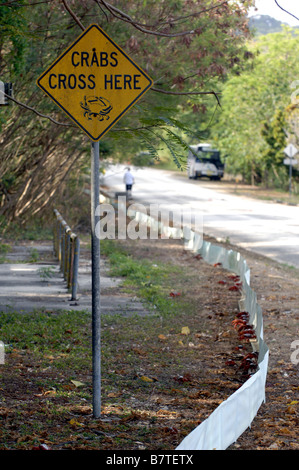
(80, 96, 113, 122)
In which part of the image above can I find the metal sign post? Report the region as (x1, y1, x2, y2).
(91, 141, 101, 418)
(289, 158, 293, 197)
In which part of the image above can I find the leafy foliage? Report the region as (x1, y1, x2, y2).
(211, 28, 299, 185)
(261, 109, 287, 168)
(0, 0, 29, 76)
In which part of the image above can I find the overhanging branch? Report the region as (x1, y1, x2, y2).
(274, 1, 299, 22)
(3, 92, 74, 127)
(61, 0, 85, 30)
(95, 0, 228, 38)
(151, 87, 222, 106)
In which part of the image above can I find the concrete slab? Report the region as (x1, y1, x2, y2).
(0, 242, 151, 316)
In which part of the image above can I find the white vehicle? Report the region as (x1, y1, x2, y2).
(187, 143, 224, 180)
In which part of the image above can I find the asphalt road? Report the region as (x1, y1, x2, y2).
(102, 165, 299, 269)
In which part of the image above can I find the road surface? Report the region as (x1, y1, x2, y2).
(102, 165, 299, 268)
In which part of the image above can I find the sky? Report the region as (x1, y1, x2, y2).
(248, 0, 299, 26)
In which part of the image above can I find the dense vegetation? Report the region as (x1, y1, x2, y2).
(211, 28, 299, 187)
(0, 0, 254, 228)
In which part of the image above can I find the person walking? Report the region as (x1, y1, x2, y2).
(123, 167, 134, 198)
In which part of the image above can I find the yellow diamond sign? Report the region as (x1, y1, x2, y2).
(37, 24, 153, 141)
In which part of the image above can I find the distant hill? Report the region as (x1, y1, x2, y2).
(249, 14, 298, 36)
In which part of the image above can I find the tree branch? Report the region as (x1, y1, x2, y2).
(95, 0, 228, 38)
(2, 92, 74, 127)
(61, 0, 85, 30)
(274, 1, 299, 22)
(151, 87, 222, 106)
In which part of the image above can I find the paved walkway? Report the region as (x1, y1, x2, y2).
(0, 241, 150, 315)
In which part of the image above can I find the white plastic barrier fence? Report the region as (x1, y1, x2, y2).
(102, 193, 269, 450)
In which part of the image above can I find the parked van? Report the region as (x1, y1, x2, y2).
(187, 143, 224, 180)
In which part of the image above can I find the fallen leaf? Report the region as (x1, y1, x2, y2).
(286, 406, 296, 415)
(157, 409, 178, 417)
(120, 411, 147, 423)
(170, 291, 181, 297)
(69, 418, 84, 428)
(32, 444, 50, 450)
(114, 369, 126, 375)
(131, 346, 148, 355)
(108, 391, 122, 398)
(161, 426, 179, 435)
(158, 334, 167, 341)
(277, 427, 292, 435)
(181, 326, 190, 335)
(173, 373, 193, 383)
(71, 380, 84, 387)
(44, 390, 56, 396)
(225, 360, 236, 366)
(140, 375, 154, 383)
(69, 405, 92, 415)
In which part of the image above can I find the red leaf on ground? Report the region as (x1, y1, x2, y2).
(170, 292, 181, 297)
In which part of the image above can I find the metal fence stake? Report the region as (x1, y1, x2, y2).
(71, 236, 80, 301)
(53, 209, 80, 301)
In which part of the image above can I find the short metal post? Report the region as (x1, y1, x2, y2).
(289, 160, 292, 197)
(63, 229, 68, 280)
(71, 236, 80, 301)
(68, 235, 74, 289)
(53, 213, 57, 257)
(61, 225, 65, 272)
(64, 227, 71, 281)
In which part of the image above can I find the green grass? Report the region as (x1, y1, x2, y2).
(0, 243, 12, 254)
(0, 243, 12, 263)
(1, 220, 53, 241)
(101, 239, 187, 317)
(0, 310, 91, 370)
(37, 266, 56, 280)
